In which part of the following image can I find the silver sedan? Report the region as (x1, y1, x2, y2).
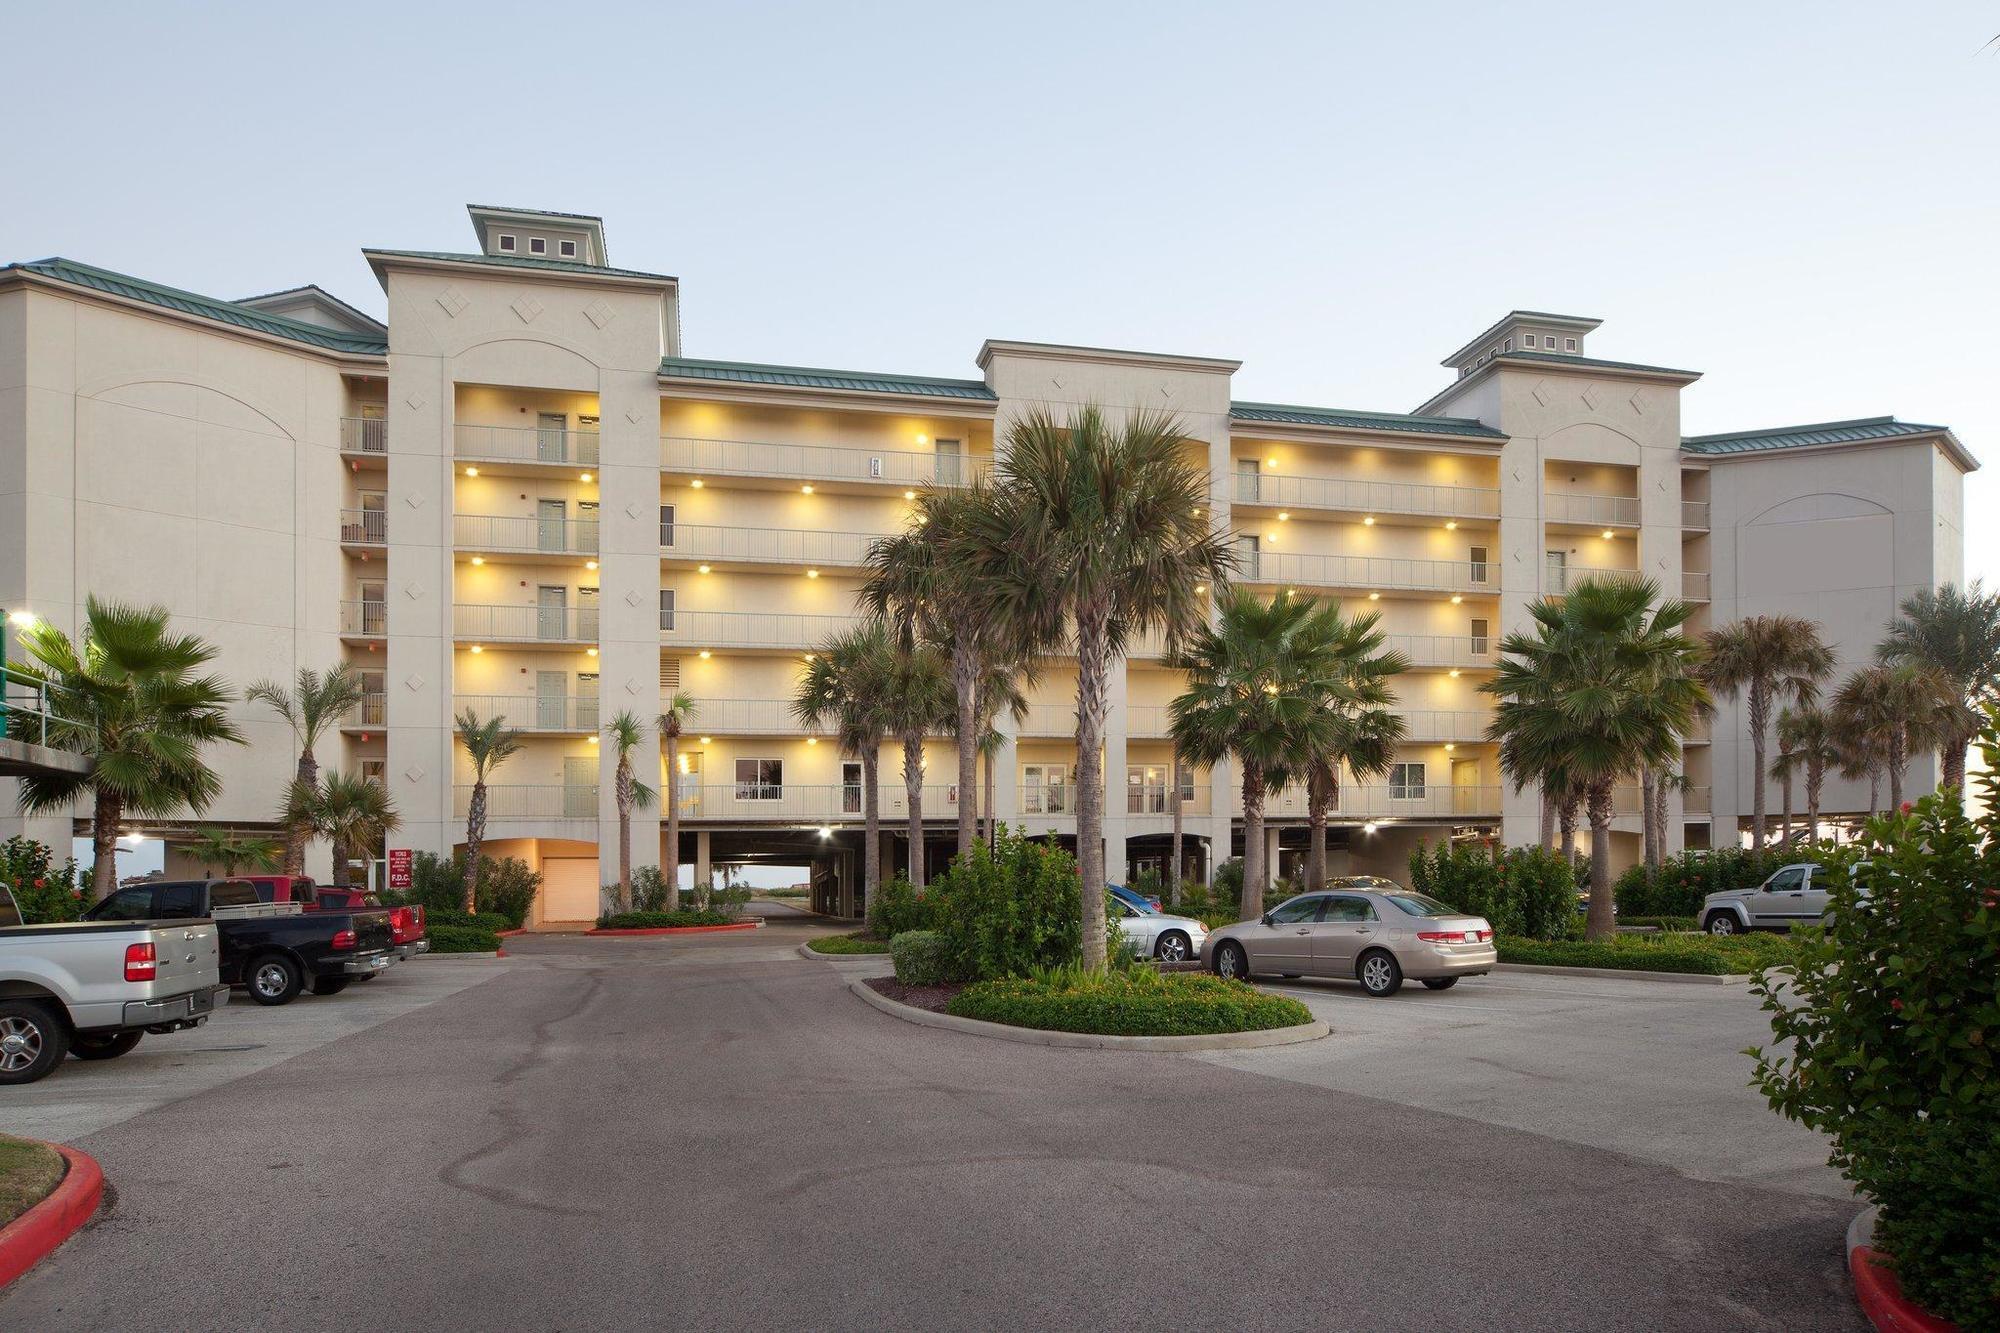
(1201, 884, 1494, 997)
(1107, 897, 1209, 962)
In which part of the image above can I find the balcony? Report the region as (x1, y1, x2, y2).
(454, 513, 600, 555)
(1232, 472, 1498, 521)
(1682, 785, 1712, 815)
(340, 599, 387, 638)
(339, 508, 387, 547)
(1242, 552, 1493, 596)
(354, 693, 386, 726)
(1254, 783, 1502, 819)
(1682, 500, 1711, 530)
(454, 784, 599, 821)
(1121, 785, 1213, 818)
(452, 694, 601, 733)
(662, 436, 988, 490)
(679, 698, 829, 735)
(1398, 710, 1494, 743)
(454, 603, 599, 643)
(1547, 565, 1643, 596)
(678, 782, 961, 823)
(660, 609, 858, 652)
(1383, 634, 1495, 669)
(340, 417, 387, 454)
(1682, 570, 1711, 602)
(455, 423, 599, 468)
(1545, 491, 1641, 527)
(665, 525, 877, 569)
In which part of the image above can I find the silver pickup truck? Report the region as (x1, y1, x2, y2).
(0, 885, 229, 1085)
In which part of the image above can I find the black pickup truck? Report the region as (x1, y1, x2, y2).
(86, 879, 398, 1005)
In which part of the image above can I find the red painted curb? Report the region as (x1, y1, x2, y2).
(496, 928, 527, 938)
(1851, 1246, 1960, 1333)
(0, 1144, 103, 1288)
(587, 922, 763, 937)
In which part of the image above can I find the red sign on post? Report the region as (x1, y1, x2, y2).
(387, 848, 413, 890)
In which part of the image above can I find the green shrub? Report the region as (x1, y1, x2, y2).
(1499, 932, 1794, 975)
(1619, 915, 1699, 932)
(596, 909, 737, 929)
(1502, 846, 1577, 941)
(867, 875, 942, 940)
(1127, 868, 1164, 903)
(0, 838, 84, 924)
(890, 929, 956, 985)
(1211, 857, 1243, 902)
(806, 931, 892, 955)
(1750, 747, 2000, 1328)
(929, 828, 1082, 981)
(428, 924, 502, 953)
(946, 966, 1313, 1036)
(1410, 842, 1513, 932)
(424, 910, 511, 934)
(397, 851, 542, 928)
(1615, 846, 1831, 919)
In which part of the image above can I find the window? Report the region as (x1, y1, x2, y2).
(735, 758, 783, 800)
(559, 239, 577, 258)
(1766, 866, 1808, 893)
(1389, 762, 1427, 800)
(497, 234, 517, 252)
(155, 883, 204, 918)
(1468, 544, 1489, 584)
(659, 589, 676, 632)
(1564, 337, 1578, 352)
(660, 504, 676, 548)
(1175, 762, 1195, 803)
(659, 655, 681, 689)
(1384, 891, 1458, 918)
(210, 881, 258, 908)
(1021, 764, 1069, 814)
(529, 237, 547, 255)
(1126, 765, 1168, 815)
(360, 758, 386, 785)
(1500, 338, 1511, 352)
(1543, 335, 1557, 349)
(94, 886, 155, 921)
(842, 761, 862, 814)
(1323, 895, 1377, 923)
(1469, 617, 1490, 656)
(1268, 895, 1324, 924)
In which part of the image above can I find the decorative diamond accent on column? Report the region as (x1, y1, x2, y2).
(1050, 377, 1064, 390)
(624, 590, 644, 606)
(625, 680, 641, 695)
(624, 502, 645, 519)
(511, 294, 545, 324)
(624, 408, 643, 424)
(1159, 383, 1175, 400)
(1531, 380, 1552, 407)
(405, 388, 428, 411)
(404, 674, 426, 692)
(435, 288, 468, 318)
(1628, 389, 1646, 415)
(1580, 384, 1603, 412)
(402, 582, 423, 600)
(403, 492, 427, 508)
(403, 765, 426, 784)
(585, 300, 616, 329)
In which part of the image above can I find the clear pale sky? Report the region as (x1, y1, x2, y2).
(7, 3, 1995, 877)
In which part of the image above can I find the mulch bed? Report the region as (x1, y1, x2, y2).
(865, 975, 964, 1013)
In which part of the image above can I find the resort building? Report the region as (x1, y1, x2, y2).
(0, 207, 1974, 923)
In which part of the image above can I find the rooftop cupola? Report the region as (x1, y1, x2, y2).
(465, 204, 609, 265)
(1442, 311, 1601, 379)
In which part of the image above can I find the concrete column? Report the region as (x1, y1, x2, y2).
(694, 829, 711, 897)
(1264, 824, 1282, 888)
(595, 367, 663, 882)
(1497, 433, 1543, 848)
(384, 351, 456, 860)
(1205, 755, 1234, 882)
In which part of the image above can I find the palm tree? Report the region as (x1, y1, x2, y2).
(1833, 664, 1951, 810)
(883, 645, 953, 886)
(1291, 606, 1409, 891)
(1171, 590, 1345, 924)
(1701, 616, 1834, 847)
(971, 660, 1030, 850)
(1772, 727, 1795, 846)
(658, 692, 696, 912)
(604, 711, 658, 912)
(246, 665, 364, 875)
(794, 625, 896, 911)
(15, 597, 245, 900)
(293, 770, 400, 887)
(1486, 577, 1706, 940)
(971, 405, 1233, 967)
(1877, 581, 2000, 791)
(455, 709, 523, 913)
(1773, 704, 1840, 839)
(186, 827, 283, 876)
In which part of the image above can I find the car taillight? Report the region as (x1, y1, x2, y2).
(1478, 929, 1493, 943)
(124, 942, 157, 982)
(1418, 929, 1488, 944)
(332, 928, 357, 951)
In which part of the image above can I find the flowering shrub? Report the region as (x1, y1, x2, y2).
(1410, 842, 1574, 940)
(0, 837, 85, 923)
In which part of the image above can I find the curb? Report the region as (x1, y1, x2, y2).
(1847, 1206, 1961, 1333)
(0, 1143, 104, 1288)
(1492, 963, 1749, 986)
(587, 922, 763, 937)
(848, 977, 1330, 1052)
(797, 940, 893, 962)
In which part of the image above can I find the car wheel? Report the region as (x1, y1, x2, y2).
(70, 1030, 144, 1061)
(0, 1000, 68, 1085)
(1421, 977, 1459, 991)
(1214, 941, 1249, 981)
(1357, 950, 1403, 997)
(1154, 931, 1191, 962)
(248, 954, 304, 1006)
(1704, 912, 1740, 936)
(310, 976, 353, 997)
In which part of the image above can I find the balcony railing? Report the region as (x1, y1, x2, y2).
(454, 513, 600, 554)
(340, 600, 387, 637)
(455, 423, 600, 467)
(1398, 710, 1495, 742)
(678, 698, 828, 735)
(1242, 552, 1493, 595)
(662, 436, 989, 489)
(1682, 500, 1711, 530)
(340, 417, 387, 454)
(452, 694, 601, 732)
(454, 603, 599, 643)
(677, 782, 961, 822)
(665, 525, 876, 568)
(454, 784, 600, 820)
(1232, 472, 1498, 520)
(1383, 634, 1496, 669)
(1120, 785, 1213, 818)
(1682, 570, 1711, 601)
(1682, 785, 1712, 815)
(1545, 491, 1641, 527)
(354, 693, 386, 726)
(1252, 783, 1503, 819)
(659, 609, 857, 651)
(1547, 565, 1643, 595)
(339, 508, 387, 546)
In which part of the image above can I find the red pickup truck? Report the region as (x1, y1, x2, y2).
(244, 877, 429, 962)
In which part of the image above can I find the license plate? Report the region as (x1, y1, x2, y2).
(371, 955, 391, 969)
(189, 989, 214, 1014)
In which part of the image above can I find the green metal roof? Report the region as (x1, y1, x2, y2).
(363, 249, 674, 282)
(1230, 401, 1504, 438)
(2, 257, 389, 355)
(1496, 350, 1701, 379)
(660, 356, 996, 401)
(1682, 417, 1948, 456)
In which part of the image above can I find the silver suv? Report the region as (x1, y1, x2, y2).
(1700, 863, 1832, 935)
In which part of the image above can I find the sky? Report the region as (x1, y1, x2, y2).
(6, 3, 1995, 877)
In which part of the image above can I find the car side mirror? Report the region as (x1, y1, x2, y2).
(1261, 912, 1274, 927)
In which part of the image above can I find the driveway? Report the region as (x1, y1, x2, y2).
(0, 924, 1860, 1331)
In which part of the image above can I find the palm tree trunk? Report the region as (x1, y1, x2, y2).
(982, 747, 995, 852)
(1652, 779, 1671, 860)
(1868, 768, 1881, 817)
(1887, 726, 1907, 809)
(1306, 769, 1330, 892)
(1640, 768, 1659, 868)
(1779, 768, 1794, 847)
(463, 783, 486, 914)
(1748, 682, 1770, 847)
(1074, 608, 1112, 971)
(664, 733, 682, 913)
(1240, 762, 1266, 923)
(615, 763, 634, 914)
(1584, 782, 1616, 941)
(952, 647, 979, 862)
(1942, 732, 1968, 792)
(1540, 789, 1557, 850)
(285, 747, 317, 875)
(903, 733, 925, 887)
(861, 746, 881, 914)
(1168, 746, 1184, 909)
(1558, 797, 1579, 871)
(1806, 761, 1824, 838)
(90, 792, 122, 901)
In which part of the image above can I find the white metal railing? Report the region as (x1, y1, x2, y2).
(455, 784, 599, 820)
(662, 436, 990, 489)
(454, 513, 600, 554)
(681, 698, 827, 734)
(1682, 500, 1711, 529)
(339, 508, 387, 545)
(1683, 570, 1711, 601)
(659, 609, 857, 650)
(1382, 634, 1496, 668)
(1233, 472, 1498, 519)
(1121, 785, 1213, 818)
(664, 525, 877, 567)
(340, 600, 387, 636)
(1547, 565, 1644, 595)
(1249, 783, 1503, 819)
(1545, 491, 1641, 527)
(1241, 552, 1493, 594)
(454, 603, 599, 642)
(1683, 785, 1712, 815)
(340, 417, 387, 453)
(455, 423, 600, 467)
(1398, 709, 1495, 742)
(354, 693, 386, 726)
(677, 782, 961, 822)
(452, 694, 601, 732)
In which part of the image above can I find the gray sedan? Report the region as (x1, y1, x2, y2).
(1201, 884, 1494, 997)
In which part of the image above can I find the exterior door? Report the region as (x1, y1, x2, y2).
(934, 437, 962, 485)
(1545, 549, 1567, 594)
(1753, 864, 1812, 925)
(577, 586, 599, 641)
(537, 412, 567, 462)
(359, 491, 387, 543)
(1249, 893, 1324, 972)
(538, 499, 566, 552)
(1310, 893, 1379, 975)
(1237, 456, 1260, 503)
(577, 501, 600, 554)
(1452, 758, 1481, 816)
(360, 580, 386, 635)
(575, 672, 599, 732)
(842, 760, 862, 814)
(537, 585, 567, 640)
(1236, 534, 1260, 582)
(679, 751, 703, 817)
(536, 671, 567, 730)
(563, 755, 596, 818)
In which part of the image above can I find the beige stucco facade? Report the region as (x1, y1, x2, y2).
(0, 221, 1977, 920)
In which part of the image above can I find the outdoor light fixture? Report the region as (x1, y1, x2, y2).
(698, 564, 711, 574)
(1363, 516, 1376, 526)
(6, 610, 34, 628)
(1363, 821, 1379, 834)
(470, 556, 485, 566)
(581, 473, 593, 483)
(1444, 743, 1456, 752)
(1368, 592, 1381, 601)
(690, 479, 704, 489)
(1264, 457, 1276, 468)
(904, 490, 916, 500)
(806, 569, 819, 579)
(588, 735, 599, 745)
(1448, 669, 1461, 679)
(1445, 521, 1458, 531)
(585, 560, 598, 571)
(1194, 506, 1205, 517)
(806, 737, 817, 746)
(1601, 529, 1615, 540)
(698, 650, 711, 659)
(819, 826, 833, 838)
(700, 736, 712, 744)
(469, 645, 483, 654)
(916, 434, 929, 446)
(1277, 511, 1290, 522)
(1195, 583, 1207, 594)
(586, 648, 598, 658)
(802, 485, 814, 495)
(465, 466, 479, 477)
(1450, 594, 1463, 604)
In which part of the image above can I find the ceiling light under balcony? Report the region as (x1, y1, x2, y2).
(1363, 516, 1376, 526)
(469, 645, 483, 654)
(1450, 594, 1463, 605)
(806, 569, 819, 579)
(1601, 530, 1615, 540)
(470, 556, 485, 566)
(1363, 821, 1379, 834)
(904, 490, 916, 500)
(1445, 521, 1458, 532)
(588, 735, 599, 745)
(581, 473, 593, 483)
(1195, 583, 1207, 594)
(1277, 512, 1290, 522)
(1449, 669, 1461, 678)
(586, 648, 598, 657)
(698, 564, 711, 574)
(1368, 592, 1381, 601)
(700, 736, 712, 744)
(819, 825, 833, 838)
(1444, 743, 1456, 752)
(465, 466, 479, 477)
(585, 560, 598, 571)
(690, 479, 704, 489)
(801, 485, 815, 495)
(806, 737, 817, 746)
(698, 650, 711, 659)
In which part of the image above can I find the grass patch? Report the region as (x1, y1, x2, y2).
(1499, 931, 1798, 975)
(597, 909, 738, 929)
(0, 1134, 64, 1228)
(428, 924, 502, 953)
(807, 931, 892, 955)
(947, 967, 1314, 1036)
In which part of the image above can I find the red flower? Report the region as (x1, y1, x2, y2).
(1890, 998, 1903, 1011)
(1899, 802, 1913, 814)
(32, 878, 44, 888)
